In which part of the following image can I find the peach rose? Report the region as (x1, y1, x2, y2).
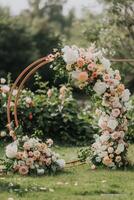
(111, 131, 120, 140)
(77, 71, 88, 82)
(115, 156, 121, 163)
(117, 84, 125, 93)
(77, 58, 85, 67)
(91, 164, 96, 170)
(19, 165, 29, 175)
(115, 74, 121, 81)
(33, 150, 41, 158)
(37, 143, 47, 152)
(16, 152, 24, 160)
(23, 142, 31, 150)
(102, 156, 113, 166)
(26, 158, 34, 166)
(112, 109, 120, 117)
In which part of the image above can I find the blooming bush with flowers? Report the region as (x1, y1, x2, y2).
(4, 136, 65, 175)
(51, 45, 132, 168)
(0, 75, 95, 145)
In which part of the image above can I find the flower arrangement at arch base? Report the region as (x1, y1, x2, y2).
(3, 136, 65, 176)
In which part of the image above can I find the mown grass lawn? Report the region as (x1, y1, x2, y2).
(0, 142, 134, 200)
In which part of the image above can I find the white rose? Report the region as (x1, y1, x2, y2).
(0, 78, 6, 84)
(6, 141, 18, 158)
(100, 57, 111, 70)
(93, 81, 107, 95)
(56, 159, 65, 169)
(62, 46, 79, 64)
(121, 89, 130, 102)
(108, 147, 114, 154)
(0, 131, 7, 137)
(107, 118, 118, 130)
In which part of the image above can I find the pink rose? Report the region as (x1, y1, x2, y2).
(103, 74, 110, 82)
(19, 165, 29, 175)
(87, 62, 95, 71)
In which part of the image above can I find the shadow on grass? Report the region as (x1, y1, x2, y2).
(74, 189, 122, 196)
(0, 180, 55, 197)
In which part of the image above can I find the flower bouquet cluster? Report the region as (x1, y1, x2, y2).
(60, 45, 131, 168)
(5, 136, 65, 175)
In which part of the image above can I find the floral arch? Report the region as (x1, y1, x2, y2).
(6, 45, 130, 173)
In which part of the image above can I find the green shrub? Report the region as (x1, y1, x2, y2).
(0, 74, 96, 145)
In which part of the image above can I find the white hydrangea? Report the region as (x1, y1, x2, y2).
(93, 80, 107, 95)
(6, 141, 18, 159)
(121, 89, 130, 102)
(56, 159, 65, 169)
(62, 46, 79, 65)
(95, 157, 101, 162)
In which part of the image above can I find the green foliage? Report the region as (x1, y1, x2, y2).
(0, 18, 38, 79)
(0, 74, 96, 146)
(126, 96, 134, 143)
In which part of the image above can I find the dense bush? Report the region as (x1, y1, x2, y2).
(0, 75, 96, 146)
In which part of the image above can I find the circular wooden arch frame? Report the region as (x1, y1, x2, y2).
(7, 54, 85, 167)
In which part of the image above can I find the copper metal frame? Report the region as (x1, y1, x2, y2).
(7, 54, 54, 139)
